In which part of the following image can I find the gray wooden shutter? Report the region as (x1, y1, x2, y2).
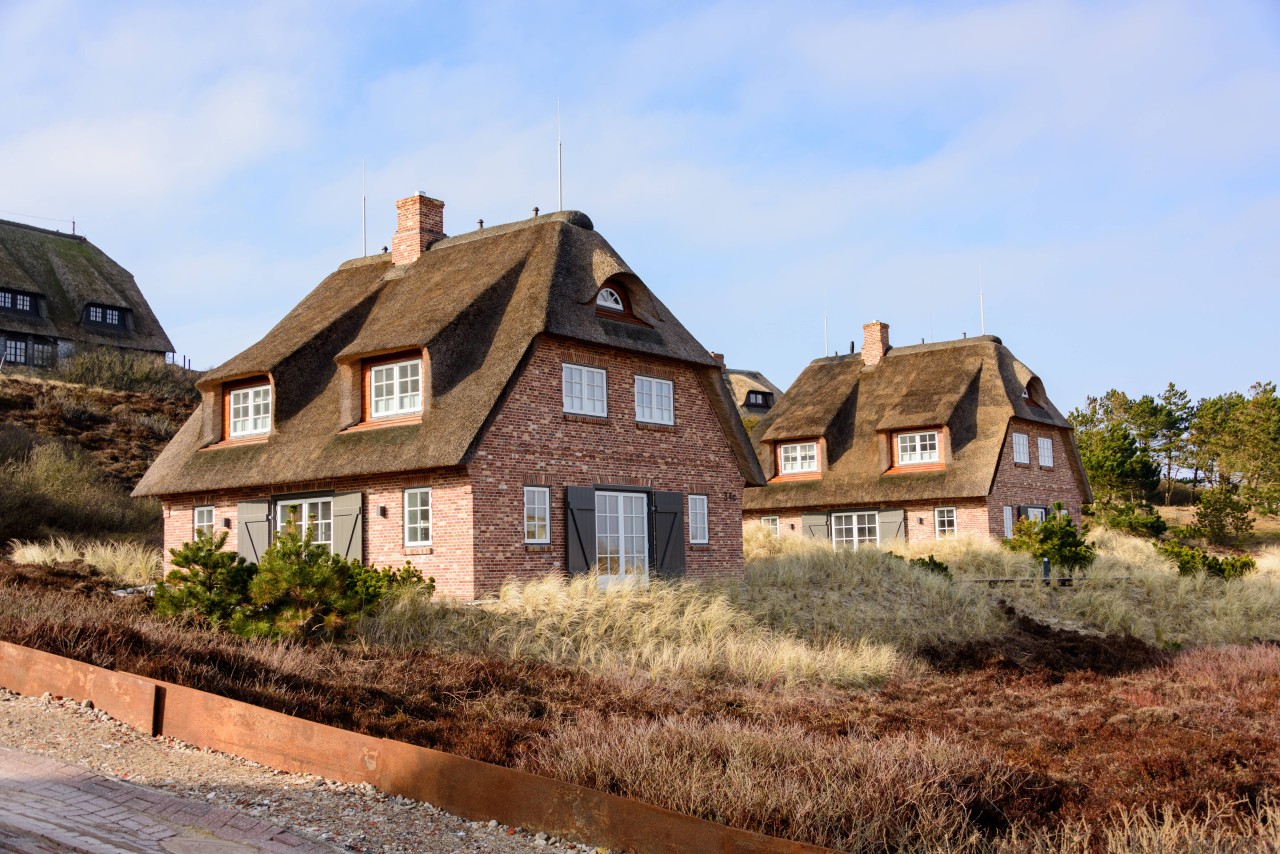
(801, 513, 829, 540)
(878, 508, 905, 546)
(237, 499, 270, 564)
(652, 491, 685, 579)
(565, 486, 596, 576)
(332, 491, 364, 564)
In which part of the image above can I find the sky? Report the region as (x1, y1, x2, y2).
(1, 0, 1277, 412)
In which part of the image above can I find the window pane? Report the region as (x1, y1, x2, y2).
(689, 495, 708, 543)
(1013, 433, 1029, 464)
(1038, 437, 1054, 467)
(524, 487, 549, 543)
(564, 364, 607, 416)
(405, 488, 431, 545)
(935, 508, 956, 539)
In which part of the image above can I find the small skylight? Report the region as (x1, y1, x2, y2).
(596, 287, 624, 311)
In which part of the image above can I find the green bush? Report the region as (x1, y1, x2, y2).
(1193, 487, 1254, 545)
(154, 531, 255, 624)
(909, 554, 951, 578)
(1156, 540, 1255, 580)
(1005, 503, 1095, 571)
(1095, 501, 1168, 539)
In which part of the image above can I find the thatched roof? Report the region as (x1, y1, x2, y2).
(726, 369, 782, 420)
(744, 336, 1090, 510)
(0, 219, 173, 353)
(136, 211, 764, 496)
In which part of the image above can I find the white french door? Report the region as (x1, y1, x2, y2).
(276, 497, 333, 551)
(595, 491, 649, 585)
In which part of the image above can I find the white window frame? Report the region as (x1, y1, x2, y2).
(1012, 432, 1030, 464)
(194, 505, 215, 539)
(634, 375, 674, 425)
(1003, 506, 1014, 538)
(228, 384, 272, 438)
(88, 306, 103, 323)
(370, 358, 422, 419)
(562, 363, 608, 417)
(404, 487, 432, 547)
(832, 511, 878, 549)
(1038, 436, 1054, 468)
(934, 507, 957, 539)
(761, 516, 780, 537)
(896, 430, 940, 465)
(4, 339, 25, 365)
(276, 497, 333, 550)
(523, 486, 550, 544)
(15, 294, 31, 312)
(0, 292, 9, 309)
(779, 441, 819, 474)
(31, 342, 53, 368)
(594, 491, 649, 583)
(104, 307, 119, 325)
(688, 494, 709, 544)
(1026, 506, 1048, 523)
(596, 287, 624, 311)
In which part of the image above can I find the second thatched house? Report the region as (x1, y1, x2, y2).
(135, 192, 764, 598)
(741, 321, 1091, 545)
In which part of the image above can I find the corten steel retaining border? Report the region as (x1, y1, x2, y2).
(0, 641, 834, 854)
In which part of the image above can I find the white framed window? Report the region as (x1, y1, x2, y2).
(897, 430, 939, 465)
(104, 308, 120, 325)
(31, 342, 53, 368)
(688, 494, 709, 544)
(229, 384, 272, 438)
(276, 497, 333, 549)
(779, 441, 819, 474)
(1038, 436, 1054, 468)
(935, 507, 957, 539)
(405, 487, 432, 546)
(0, 292, 9, 309)
(370, 358, 422, 418)
(1026, 506, 1048, 523)
(562, 363, 607, 416)
(1012, 432, 1030, 464)
(3, 340, 25, 364)
(634, 376, 674, 425)
(596, 287, 624, 311)
(194, 505, 215, 538)
(762, 516, 780, 537)
(88, 306, 103, 322)
(832, 511, 878, 548)
(524, 486, 550, 544)
(1003, 506, 1014, 538)
(595, 491, 648, 580)
(15, 294, 31, 312)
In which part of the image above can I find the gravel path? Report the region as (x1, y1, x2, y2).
(0, 689, 605, 854)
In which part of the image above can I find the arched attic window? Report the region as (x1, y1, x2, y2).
(593, 277, 649, 326)
(1023, 377, 1047, 408)
(596, 287, 624, 311)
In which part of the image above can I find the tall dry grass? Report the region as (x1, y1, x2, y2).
(8, 537, 161, 586)
(363, 573, 898, 688)
(1257, 545, 1280, 580)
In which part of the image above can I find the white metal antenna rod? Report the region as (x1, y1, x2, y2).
(361, 160, 367, 257)
(557, 98, 563, 212)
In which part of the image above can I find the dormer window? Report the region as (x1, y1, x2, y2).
(85, 303, 128, 327)
(745, 390, 774, 409)
(779, 441, 819, 474)
(0, 289, 36, 314)
(897, 430, 939, 465)
(370, 358, 422, 418)
(228, 383, 272, 439)
(596, 287, 624, 311)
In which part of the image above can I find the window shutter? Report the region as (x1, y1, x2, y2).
(877, 508, 905, 545)
(801, 513, 829, 540)
(332, 491, 364, 563)
(652, 491, 685, 578)
(236, 500, 270, 564)
(564, 486, 597, 576)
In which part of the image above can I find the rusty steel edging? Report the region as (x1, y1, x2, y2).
(0, 641, 834, 854)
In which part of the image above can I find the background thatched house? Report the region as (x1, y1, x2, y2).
(136, 193, 764, 598)
(741, 321, 1091, 544)
(0, 218, 173, 368)
(726, 368, 782, 432)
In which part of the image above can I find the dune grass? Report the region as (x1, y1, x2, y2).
(8, 537, 161, 587)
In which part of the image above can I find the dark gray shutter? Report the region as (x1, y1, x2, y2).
(565, 487, 596, 576)
(878, 508, 905, 545)
(652, 491, 685, 579)
(332, 491, 364, 563)
(801, 513, 829, 540)
(237, 499, 270, 564)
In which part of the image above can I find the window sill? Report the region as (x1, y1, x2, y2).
(524, 543, 553, 553)
(769, 472, 822, 482)
(342, 415, 422, 433)
(1013, 462, 1031, 468)
(564, 413, 608, 425)
(636, 421, 676, 432)
(1039, 465, 1054, 471)
(202, 435, 269, 450)
(689, 543, 711, 551)
(404, 546, 433, 556)
(884, 463, 945, 475)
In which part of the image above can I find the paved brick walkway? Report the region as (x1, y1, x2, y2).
(0, 746, 338, 854)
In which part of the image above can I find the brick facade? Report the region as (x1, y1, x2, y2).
(160, 335, 747, 599)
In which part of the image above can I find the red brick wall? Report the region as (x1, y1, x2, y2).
(745, 499, 987, 546)
(467, 336, 746, 593)
(985, 419, 1088, 535)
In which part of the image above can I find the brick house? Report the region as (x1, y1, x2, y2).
(134, 193, 764, 598)
(0, 218, 173, 369)
(741, 321, 1091, 546)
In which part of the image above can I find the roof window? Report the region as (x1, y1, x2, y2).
(596, 287, 624, 311)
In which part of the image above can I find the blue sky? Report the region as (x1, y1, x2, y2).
(1, 0, 1277, 411)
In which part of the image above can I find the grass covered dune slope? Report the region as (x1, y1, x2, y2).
(3, 530, 1280, 851)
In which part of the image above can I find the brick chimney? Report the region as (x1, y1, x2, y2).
(391, 192, 446, 265)
(862, 321, 890, 367)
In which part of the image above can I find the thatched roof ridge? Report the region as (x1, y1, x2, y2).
(137, 212, 762, 497)
(744, 335, 1085, 510)
(0, 218, 173, 353)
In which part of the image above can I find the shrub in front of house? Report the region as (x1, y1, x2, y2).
(1004, 502, 1095, 571)
(154, 531, 255, 626)
(1156, 540, 1256, 580)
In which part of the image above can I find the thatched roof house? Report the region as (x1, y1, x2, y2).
(138, 193, 762, 598)
(743, 321, 1090, 545)
(0, 218, 173, 368)
(726, 368, 782, 425)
